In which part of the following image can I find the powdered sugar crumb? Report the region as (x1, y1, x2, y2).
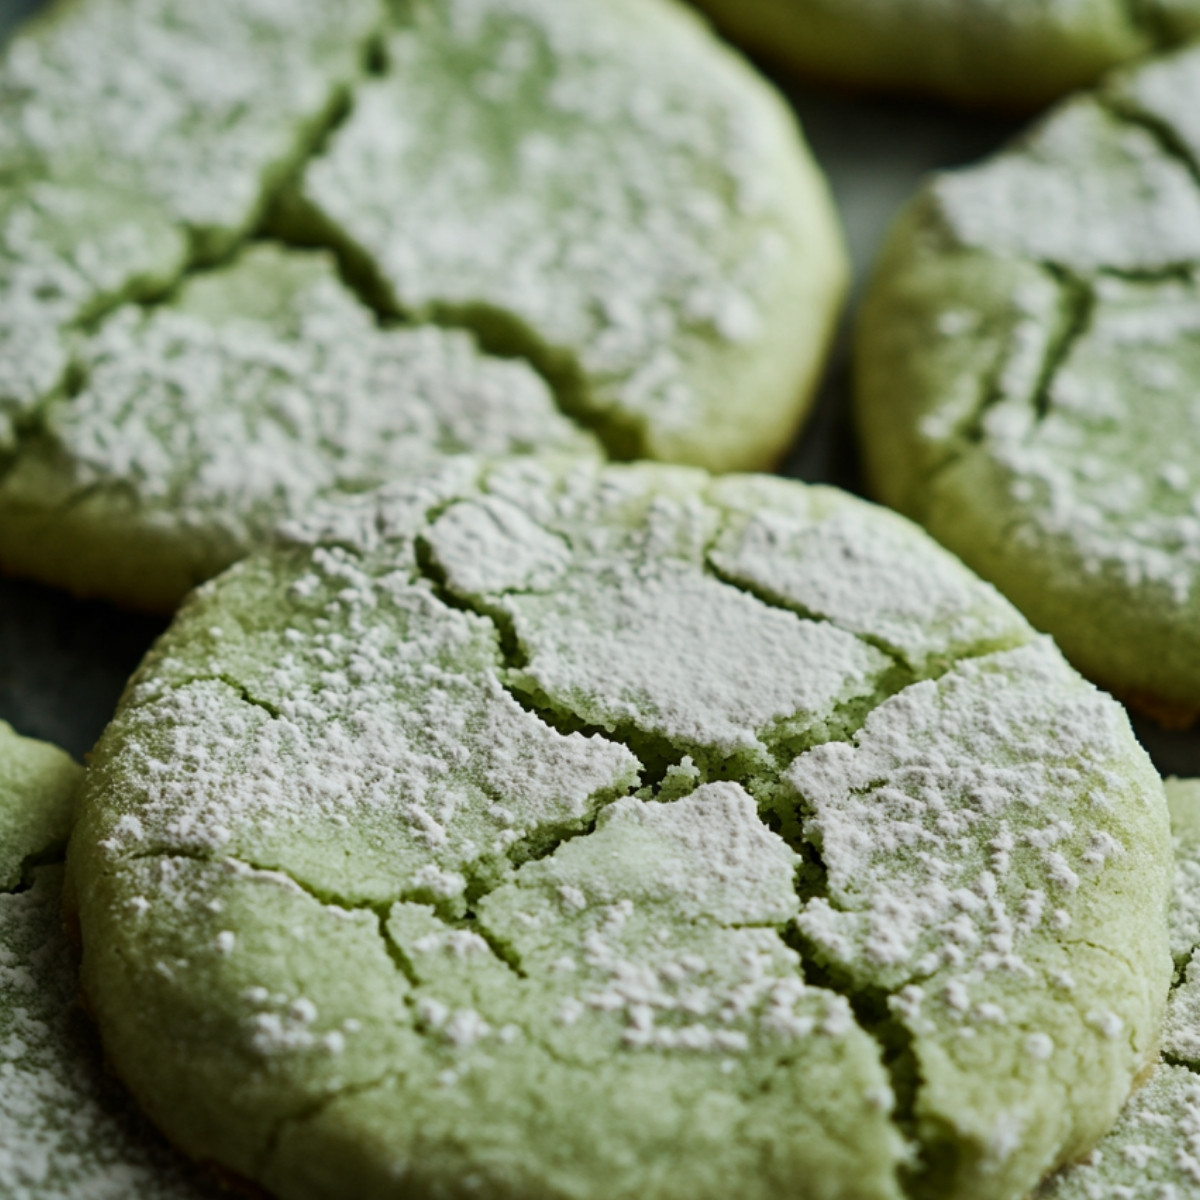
(0, 870, 216, 1199)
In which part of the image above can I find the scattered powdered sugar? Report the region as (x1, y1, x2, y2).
(1043, 773, 1200, 1196)
(101, 568, 639, 902)
(473, 783, 848, 1055)
(1164, 952, 1200, 1063)
(1168, 779, 1200, 966)
(419, 494, 573, 598)
(425, 464, 892, 761)
(706, 475, 1030, 674)
(1108, 43, 1200, 177)
(75, 463, 1168, 1198)
(295, 0, 814, 445)
(789, 638, 1155, 992)
(503, 785, 800, 927)
(248, 995, 327, 1056)
(0, 0, 380, 245)
(1038, 1066, 1200, 1198)
(0, 0, 381, 439)
(973, 274, 1200, 605)
(934, 96, 1200, 272)
(876, 44, 1200, 684)
(499, 563, 888, 757)
(0, 178, 185, 443)
(0, 869, 216, 1200)
(1, 0, 840, 604)
(15, 243, 593, 579)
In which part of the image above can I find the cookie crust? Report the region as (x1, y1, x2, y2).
(856, 44, 1200, 720)
(69, 460, 1172, 1200)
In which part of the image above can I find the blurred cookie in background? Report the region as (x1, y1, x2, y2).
(856, 43, 1200, 724)
(689, 0, 1200, 110)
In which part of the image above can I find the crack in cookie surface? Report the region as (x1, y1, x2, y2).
(856, 41, 1200, 715)
(68, 459, 1173, 1200)
(0, 0, 849, 610)
(1035, 778, 1200, 1198)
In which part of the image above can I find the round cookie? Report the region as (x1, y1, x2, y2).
(0, 718, 78, 891)
(0, 719, 218, 1199)
(856, 43, 1200, 722)
(0, 0, 846, 614)
(1036, 778, 1200, 1198)
(270, 0, 847, 473)
(68, 458, 1171, 1200)
(689, 0, 1200, 110)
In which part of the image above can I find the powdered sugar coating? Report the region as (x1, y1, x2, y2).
(0, 870, 220, 1200)
(1165, 953, 1200, 1063)
(431, 504, 890, 758)
(1167, 779, 1200, 966)
(1035, 780, 1200, 1197)
(935, 101, 1200, 273)
(0, 0, 381, 250)
(289, 0, 845, 469)
(0, 178, 185, 449)
(706, 474, 1029, 675)
(0, 0, 381, 442)
(0, 244, 594, 603)
(486, 784, 801, 927)
(2, 0, 846, 606)
(857, 42, 1200, 713)
(69, 461, 1170, 1200)
(1037, 1065, 1200, 1199)
(98, 560, 639, 907)
(956, 274, 1200, 606)
(0, 725, 215, 1199)
(1163, 780, 1200, 1066)
(790, 641, 1158, 991)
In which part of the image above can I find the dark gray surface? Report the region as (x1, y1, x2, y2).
(0, 0, 1191, 776)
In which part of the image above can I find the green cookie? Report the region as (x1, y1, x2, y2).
(1035, 1063, 1200, 1199)
(275, 0, 847, 473)
(1162, 779, 1200, 1069)
(856, 43, 1200, 722)
(689, 0, 1200, 110)
(0, 0, 382, 447)
(0, 0, 846, 613)
(1036, 778, 1200, 1198)
(68, 459, 1171, 1200)
(0, 720, 219, 1199)
(0, 243, 595, 610)
(0, 719, 78, 891)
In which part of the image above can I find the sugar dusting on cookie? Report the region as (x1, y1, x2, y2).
(292, 0, 840, 458)
(858, 42, 1200, 713)
(69, 459, 1172, 1200)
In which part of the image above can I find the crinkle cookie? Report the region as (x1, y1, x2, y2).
(67, 459, 1171, 1200)
(0, 0, 845, 612)
(1036, 778, 1200, 1198)
(0, 720, 218, 1199)
(690, 0, 1200, 110)
(0, 243, 594, 610)
(1036, 1064, 1200, 1199)
(273, 0, 846, 474)
(856, 43, 1200, 723)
